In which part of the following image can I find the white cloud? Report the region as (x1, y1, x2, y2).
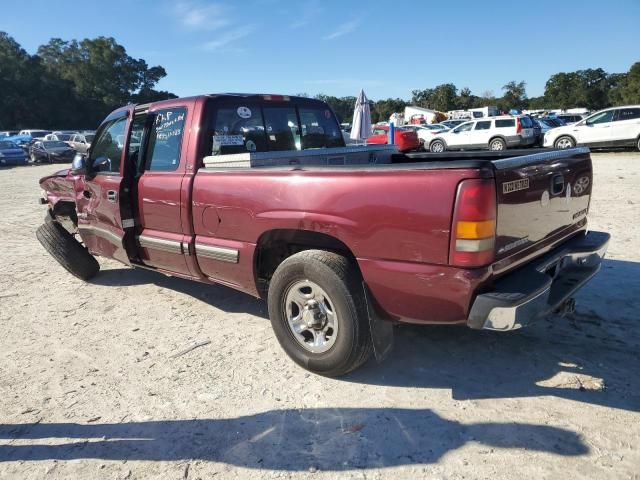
(203, 26, 255, 50)
(290, 0, 323, 29)
(174, 1, 230, 30)
(323, 19, 359, 40)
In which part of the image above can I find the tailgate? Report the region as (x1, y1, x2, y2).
(492, 148, 592, 271)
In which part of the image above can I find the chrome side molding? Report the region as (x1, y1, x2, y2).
(195, 243, 239, 263)
(138, 235, 183, 254)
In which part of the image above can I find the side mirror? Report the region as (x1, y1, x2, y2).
(70, 153, 87, 175)
(92, 156, 111, 171)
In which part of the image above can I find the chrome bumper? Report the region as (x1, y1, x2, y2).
(467, 231, 610, 331)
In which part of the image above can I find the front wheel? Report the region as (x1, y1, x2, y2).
(636, 136, 640, 152)
(429, 139, 445, 153)
(36, 217, 100, 280)
(489, 138, 506, 151)
(267, 250, 372, 377)
(555, 136, 575, 149)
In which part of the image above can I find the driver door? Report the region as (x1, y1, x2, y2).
(574, 110, 614, 145)
(448, 122, 474, 148)
(75, 112, 132, 265)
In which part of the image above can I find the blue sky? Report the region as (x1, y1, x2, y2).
(1, 0, 639, 100)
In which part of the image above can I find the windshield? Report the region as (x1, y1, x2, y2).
(43, 141, 68, 148)
(0, 141, 18, 149)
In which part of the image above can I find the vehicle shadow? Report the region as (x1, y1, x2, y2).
(0, 408, 587, 467)
(90, 267, 268, 319)
(347, 259, 640, 413)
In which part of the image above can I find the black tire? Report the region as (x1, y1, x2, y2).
(554, 135, 575, 149)
(267, 250, 372, 377)
(489, 137, 506, 151)
(430, 139, 446, 153)
(36, 217, 99, 281)
(636, 136, 640, 152)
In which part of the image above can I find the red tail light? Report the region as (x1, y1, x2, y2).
(516, 117, 522, 134)
(449, 179, 497, 267)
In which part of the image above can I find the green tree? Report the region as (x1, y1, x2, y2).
(609, 62, 640, 105)
(501, 81, 527, 110)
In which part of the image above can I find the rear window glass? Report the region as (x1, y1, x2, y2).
(495, 119, 515, 128)
(207, 101, 343, 156)
(520, 116, 533, 128)
(475, 121, 491, 130)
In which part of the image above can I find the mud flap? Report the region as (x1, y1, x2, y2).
(363, 283, 394, 362)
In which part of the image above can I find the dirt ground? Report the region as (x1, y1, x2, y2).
(1, 152, 639, 480)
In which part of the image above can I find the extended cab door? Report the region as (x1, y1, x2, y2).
(75, 112, 131, 265)
(133, 100, 196, 276)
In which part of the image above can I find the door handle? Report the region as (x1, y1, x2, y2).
(107, 190, 118, 202)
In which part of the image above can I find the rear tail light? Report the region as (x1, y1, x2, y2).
(450, 179, 496, 267)
(516, 117, 522, 134)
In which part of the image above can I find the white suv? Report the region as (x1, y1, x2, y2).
(427, 116, 535, 152)
(544, 106, 640, 151)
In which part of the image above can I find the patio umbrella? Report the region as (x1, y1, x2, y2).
(350, 89, 371, 142)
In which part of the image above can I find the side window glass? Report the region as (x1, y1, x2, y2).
(475, 121, 491, 130)
(586, 110, 613, 125)
(90, 117, 127, 174)
(614, 108, 640, 121)
(299, 107, 342, 149)
(145, 107, 186, 172)
(454, 123, 473, 133)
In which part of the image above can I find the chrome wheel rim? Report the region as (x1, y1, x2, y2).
(431, 142, 444, 153)
(490, 140, 504, 151)
(284, 279, 338, 353)
(557, 138, 573, 149)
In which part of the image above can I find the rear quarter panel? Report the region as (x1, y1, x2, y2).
(192, 167, 486, 317)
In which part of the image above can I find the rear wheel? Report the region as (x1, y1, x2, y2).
(267, 250, 372, 377)
(430, 139, 445, 153)
(555, 136, 575, 149)
(489, 137, 506, 151)
(36, 217, 99, 281)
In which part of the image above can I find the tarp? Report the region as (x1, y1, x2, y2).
(350, 89, 371, 141)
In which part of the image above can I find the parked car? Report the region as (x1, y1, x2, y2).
(29, 140, 76, 163)
(439, 120, 468, 129)
(366, 125, 420, 152)
(528, 116, 543, 146)
(68, 133, 95, 153)
(556, 114, 585, 125)
(36, 93, 609, 377)
(0, 140, 27, 166)
(44, 132, 75, 143)
(544, 105, 640, 150)
(402, 124, 450, 147)
(427, 116, 536, 152)
(18, 129, 51, 139)
(4, 134, 35, 151)
(0, 130, 19, 138)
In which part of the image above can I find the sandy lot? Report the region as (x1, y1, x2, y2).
(1, 152, 639, 479)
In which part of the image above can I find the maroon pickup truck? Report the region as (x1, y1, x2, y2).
(37, 93, 610, 376)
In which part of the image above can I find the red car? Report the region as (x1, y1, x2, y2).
(37, 93, 609, 377)
(366, 125, 420, 152)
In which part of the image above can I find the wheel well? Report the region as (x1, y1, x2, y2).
(488, 135, 506, 144)
(254, 229, 357, 297)
(430, 137, 445, 147)
(555, 134, 576, 145)
(50, 200, 78, 231)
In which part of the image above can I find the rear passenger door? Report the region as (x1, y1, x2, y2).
(472, 120, 492, 147)
(610, 108, 640, 145)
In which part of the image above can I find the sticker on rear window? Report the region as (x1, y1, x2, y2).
(237, 106, 252, 119)
(245, 140, 256, 152)
(212, 135, 244, 146)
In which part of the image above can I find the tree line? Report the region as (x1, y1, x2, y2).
(313, 63, 640, 124)
(1, 32, 638, 129)
(0, 32, 175, 130)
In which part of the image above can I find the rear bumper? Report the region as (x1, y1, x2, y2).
(467, 231, 610, 331)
